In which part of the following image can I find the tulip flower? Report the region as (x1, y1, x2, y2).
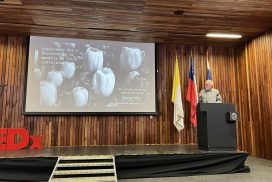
(61, 61, 76, 79)
(40, 81, 57, 107)
(120, 47, 145, 70)
(127, 70, 140, 83)
(47, 70, 63, 87)
(84, 47, 103, 73)
(92, 67, 115, 97)
(72, 86, 89, 107)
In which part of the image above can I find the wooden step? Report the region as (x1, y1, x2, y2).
(50, 155, 117, 182)
(59, 155, 113, 160)
(51, 176, 116, 182)
(54, 169, 115, 175)
(57, 162, 114, 167)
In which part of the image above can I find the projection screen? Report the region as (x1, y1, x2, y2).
(24, 36, 157, 114)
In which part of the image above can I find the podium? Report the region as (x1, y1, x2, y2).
(197, 103, 237, 151)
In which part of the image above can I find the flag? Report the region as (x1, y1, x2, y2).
(207, 59, 212, 80)
(171, 57, 184, 131)
(186, 61, 198, 127)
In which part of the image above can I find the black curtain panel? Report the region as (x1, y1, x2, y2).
(0, 157, 58, 181)
(115, 152, 250, 179)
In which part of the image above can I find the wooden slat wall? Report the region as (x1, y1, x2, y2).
(1, 34, 271, 160)
(236, 32, 272, 160)
(0, 35, 236, 147)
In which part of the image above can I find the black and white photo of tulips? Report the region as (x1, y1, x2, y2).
(28, 36, 153, 112)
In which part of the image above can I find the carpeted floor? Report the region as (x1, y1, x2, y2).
(119, 156, 272, 182)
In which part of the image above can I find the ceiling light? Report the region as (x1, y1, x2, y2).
(206, 33, 242, 39)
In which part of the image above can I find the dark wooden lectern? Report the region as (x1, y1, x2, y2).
(197, 103, 237, 151)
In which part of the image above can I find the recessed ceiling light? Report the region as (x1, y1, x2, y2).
(206, 33, 242, 39)
(174, 10, 184, 16)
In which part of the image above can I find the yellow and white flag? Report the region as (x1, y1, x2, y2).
(171, 57, 184, 131)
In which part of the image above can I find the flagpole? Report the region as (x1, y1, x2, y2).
(190, 49, 193, 61)
(206, 48, 209, 63)
(206, 48, 212, 80)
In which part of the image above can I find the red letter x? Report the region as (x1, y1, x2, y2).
(29, 135, 42, 149)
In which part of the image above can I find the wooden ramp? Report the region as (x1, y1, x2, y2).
(50, 155, 117, 182)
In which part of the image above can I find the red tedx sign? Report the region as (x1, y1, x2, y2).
(0, 128, 42, 150)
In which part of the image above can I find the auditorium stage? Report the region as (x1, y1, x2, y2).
(0, 144, 250, 181)
(1, 144, 206, 157)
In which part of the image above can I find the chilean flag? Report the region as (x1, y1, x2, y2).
(186, 62, 198, 127)
(207, 60, 212, 80)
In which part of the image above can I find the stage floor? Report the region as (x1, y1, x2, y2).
(0, 144, 245, 158)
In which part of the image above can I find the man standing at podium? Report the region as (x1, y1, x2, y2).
(199, 80, 222, 103)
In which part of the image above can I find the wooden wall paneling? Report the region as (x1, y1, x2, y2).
(235, 32, 272, 160)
